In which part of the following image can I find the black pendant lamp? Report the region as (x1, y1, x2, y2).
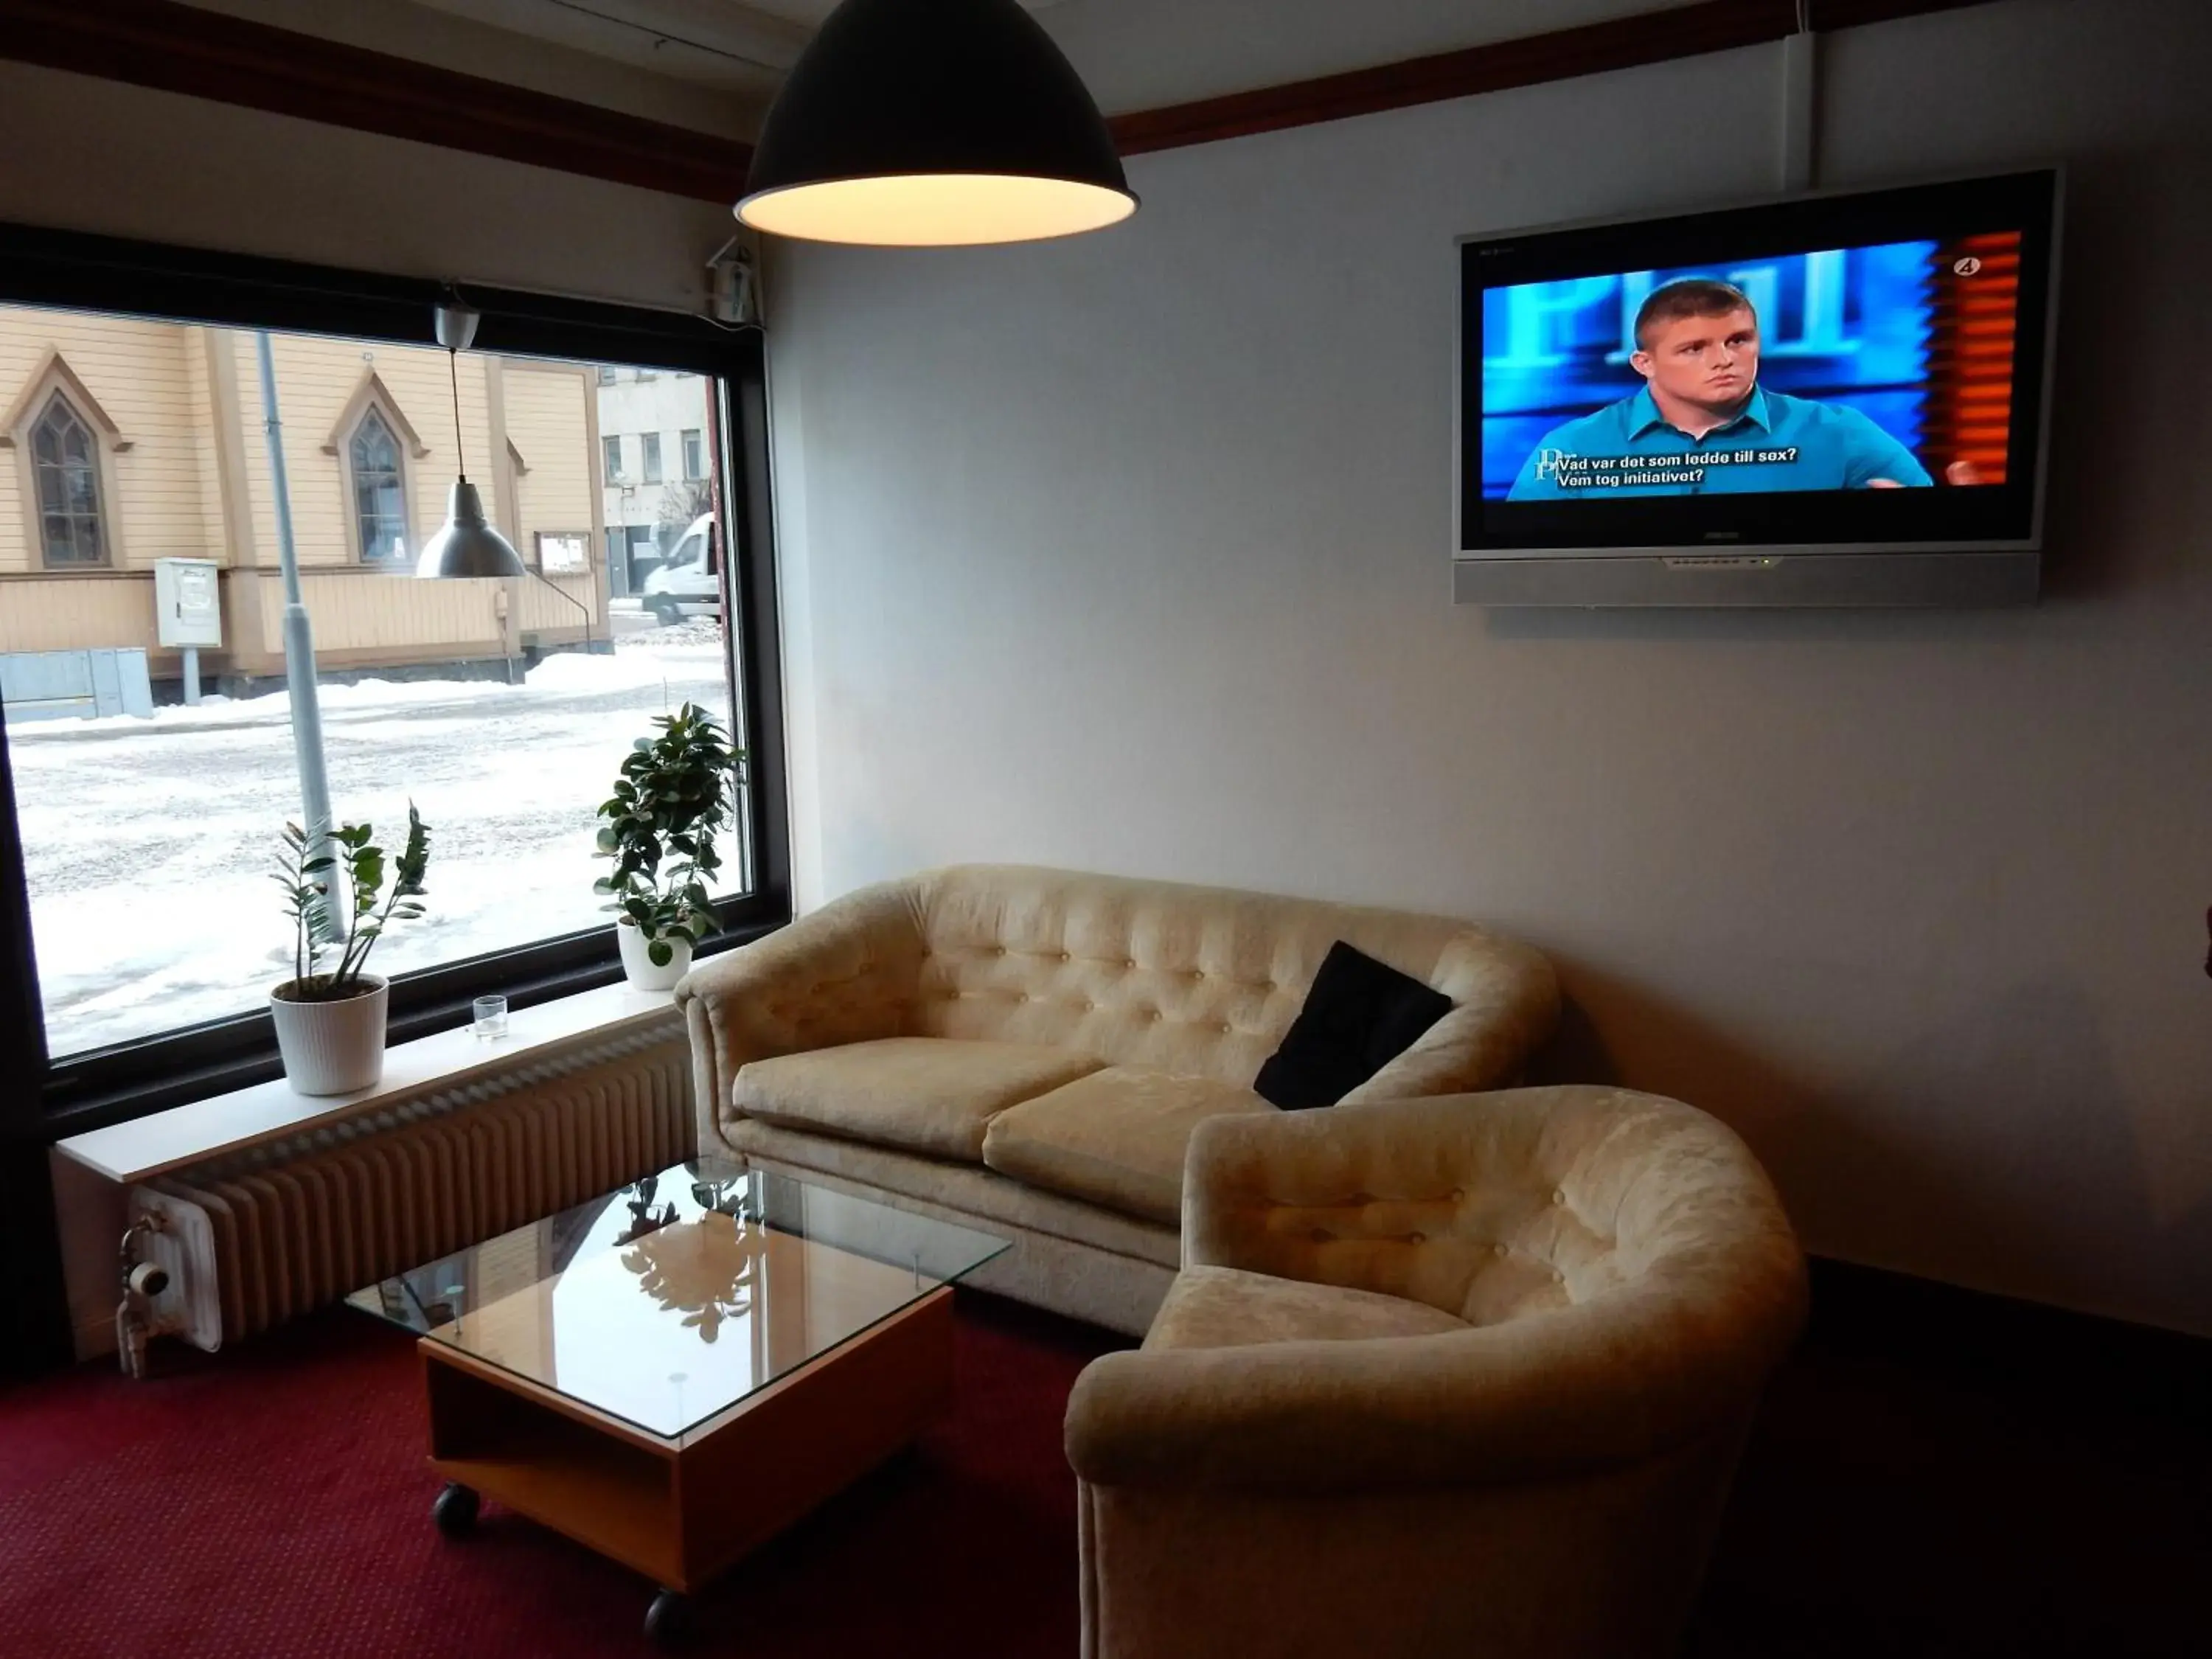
(736, 0, 1137, 247)
(415, 301, 526, 579)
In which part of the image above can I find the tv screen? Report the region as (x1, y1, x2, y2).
(1455, 170, 2060, 606)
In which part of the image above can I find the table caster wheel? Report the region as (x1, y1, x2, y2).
(432, 1481, 479, 1538)
(644, 1588, 688, 1649)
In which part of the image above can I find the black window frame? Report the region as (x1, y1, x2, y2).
(0, 221, 790, 1158)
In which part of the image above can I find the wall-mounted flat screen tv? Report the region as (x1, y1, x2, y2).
(1455, 170, 2060, 606)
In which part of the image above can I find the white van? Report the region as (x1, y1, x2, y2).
(639, 514, 723, 625)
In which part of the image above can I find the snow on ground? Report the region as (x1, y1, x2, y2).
(7, 633, 736, 1059)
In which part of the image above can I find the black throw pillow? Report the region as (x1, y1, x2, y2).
(1253, 941, 1454, 1110)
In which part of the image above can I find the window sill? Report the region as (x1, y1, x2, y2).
(53, 979, 683, 1186)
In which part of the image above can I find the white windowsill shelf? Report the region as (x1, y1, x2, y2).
(55, 981, 682, 1186)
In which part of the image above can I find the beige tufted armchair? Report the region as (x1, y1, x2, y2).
(1065, 1085, 1806, 1659)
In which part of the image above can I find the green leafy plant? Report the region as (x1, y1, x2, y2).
(271, 804, 431, 1002)
(594, 703, 741, 967)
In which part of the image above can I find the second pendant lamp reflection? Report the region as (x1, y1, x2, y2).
(414, 302, 526, 580)
(736, 0, 1137, 248)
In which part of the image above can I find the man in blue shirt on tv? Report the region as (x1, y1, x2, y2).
(1507, 278, 1940, 499)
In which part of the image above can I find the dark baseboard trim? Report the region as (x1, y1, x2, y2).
(1805, 1256, 2210, 1419)
(1, 1, 2014, 205)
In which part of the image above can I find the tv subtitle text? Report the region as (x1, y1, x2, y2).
(1530, 446, 1802, 489)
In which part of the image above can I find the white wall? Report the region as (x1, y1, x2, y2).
(0, 60, 739, 314)
(765, 0, 2212, 1336)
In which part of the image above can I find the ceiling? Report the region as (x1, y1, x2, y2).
(394, 0, 1705, 118)
(395, 0, 1078, 95)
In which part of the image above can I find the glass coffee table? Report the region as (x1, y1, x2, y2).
(348, 1159, 1008, 1645)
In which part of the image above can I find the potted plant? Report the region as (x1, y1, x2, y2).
(594, 703, 740, 991)
(269, 805, 431, 1096)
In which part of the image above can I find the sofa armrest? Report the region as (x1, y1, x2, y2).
(1065, 1276, 1794, 1496)
(1338, 933, 1559, 1107)
(674, 880, 930, 1155)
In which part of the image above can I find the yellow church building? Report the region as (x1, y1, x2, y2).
(0, 305, 605, 693)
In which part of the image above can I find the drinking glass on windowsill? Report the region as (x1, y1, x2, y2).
(472, 995, 509, 1040)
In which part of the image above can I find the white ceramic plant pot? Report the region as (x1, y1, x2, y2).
(618, 919, 693, 992)
(269, 975, 389, 1096)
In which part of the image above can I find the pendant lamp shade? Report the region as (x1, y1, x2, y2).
(416, 479, 525, 578)
(737, 0, 1137, 247)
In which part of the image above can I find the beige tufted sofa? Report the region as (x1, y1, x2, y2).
(675, 865, 1559, 1334)
(1065, 1085, 1808, 1659)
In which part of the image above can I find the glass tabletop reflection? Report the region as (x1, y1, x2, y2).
(347, 1160, 1008, 1442)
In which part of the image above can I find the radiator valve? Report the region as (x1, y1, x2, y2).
(116, 1214, 168, 1381)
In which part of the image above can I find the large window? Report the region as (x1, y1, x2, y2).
(602, 433, 624, 481)
(31, 392, 107, 568)
(683, 428, 704, 481)
(0, 222, 787, 1129)
(641, 431, 663, 484)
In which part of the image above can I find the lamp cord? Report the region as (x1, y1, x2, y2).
(448, 347, 467, 482)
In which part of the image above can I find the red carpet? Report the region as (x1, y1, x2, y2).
(0, 1292, 1126, 1658)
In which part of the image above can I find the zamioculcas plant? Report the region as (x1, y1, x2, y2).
(272, 804, 431, 1001)
(594, 704, 741, 968)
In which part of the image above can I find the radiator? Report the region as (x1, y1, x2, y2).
(129, 1023, 695, 1352)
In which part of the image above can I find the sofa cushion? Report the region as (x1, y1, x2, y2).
(1253, 939, 1455, 1110)
(981, 1067, 1277, 1226)
(1144, 1263, 1470, 1352)
(728, 1116, 1182, 1269)
(735, 1037, 1104, 1162)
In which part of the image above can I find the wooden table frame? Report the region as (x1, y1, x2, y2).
(420, 1285, 956, 1613)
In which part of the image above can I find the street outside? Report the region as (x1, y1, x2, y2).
(7, 625, 735, 1060)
